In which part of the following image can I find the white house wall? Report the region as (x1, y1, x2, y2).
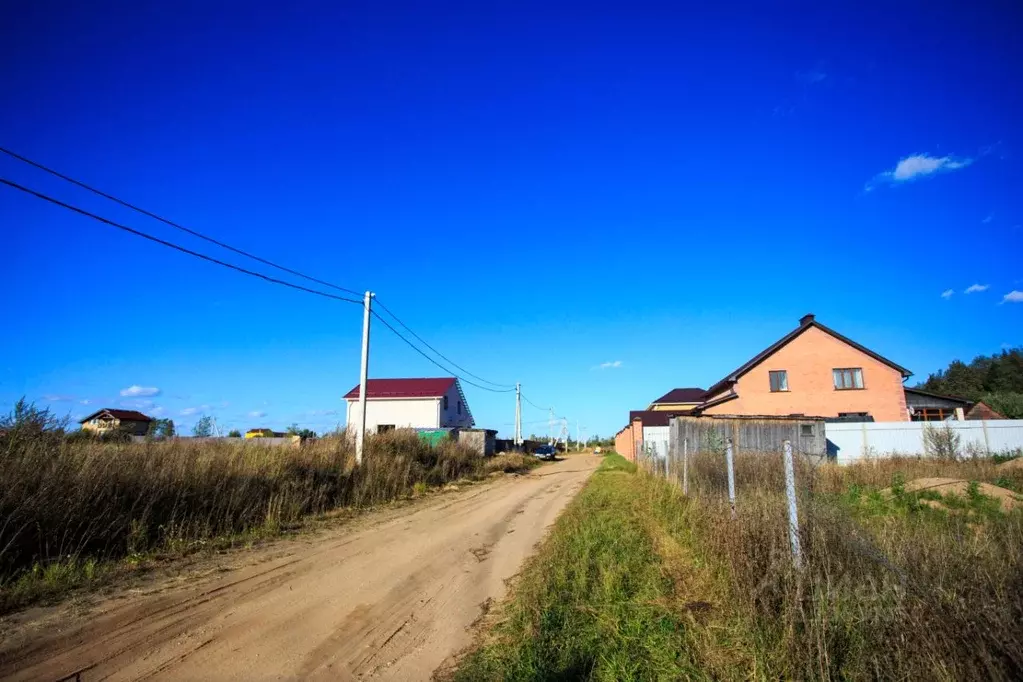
(439, 383, 474, 428)
(345, 398, 441, 434)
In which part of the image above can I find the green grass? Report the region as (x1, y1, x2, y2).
(455, 452, 1023, 681)
(452, 454, 750, 681)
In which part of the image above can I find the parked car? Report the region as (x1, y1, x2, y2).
(533, 445, 557, 461)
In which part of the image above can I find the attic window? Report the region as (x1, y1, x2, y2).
(443, 396, 449, 410)
(769, 370, 788, 392)
(457, 401, 462, 415)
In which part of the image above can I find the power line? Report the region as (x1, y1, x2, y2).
(370, 309, 516, 393)
(0, 145, 363, 297)
(374, 297, 514, 389)
(0, 178, 363, 305)
(520, 392, 549, 411)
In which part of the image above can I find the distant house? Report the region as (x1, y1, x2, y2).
(904, 388, 1006, 421)
(647, 388, 706, 412)
(692, 314, 913, 421)
(343, 377, 474, 434)
(79, 408, 153, 436)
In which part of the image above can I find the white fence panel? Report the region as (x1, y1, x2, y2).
(824, 420, 1023, 464)
(642, 426, 669, 459)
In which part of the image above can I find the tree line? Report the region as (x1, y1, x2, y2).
(917, 347, 1023, 418)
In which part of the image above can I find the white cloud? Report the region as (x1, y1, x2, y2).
(121, 399, 155, 409)
(1002, 290, 1023, 304)
(964, 284, 989, 294)
(940, 289, 954, 299)
(150, 406, 167, 417)
(179, 404, 210, 416)
(120, 385, 161, 398)
(866, 153, 973, 190)
(982, 213, 994, 224)
(80, 399, 91, 405)
(249, 410, 267, 418)
(598, 360, 623, 369)
(307, 409, 338, 417)
(42, 394, 75, 402)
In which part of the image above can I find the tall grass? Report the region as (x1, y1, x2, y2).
(0, 426, 531, 613)
(674, 451, 1023, 680)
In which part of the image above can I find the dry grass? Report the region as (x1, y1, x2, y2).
(674, 451, 1023, 680)
(0, 427, 535, 613)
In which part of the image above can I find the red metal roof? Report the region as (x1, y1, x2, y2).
(651, 388, 707, 404)
(79, 408, 153, 423)
(343, 377, 457, 400)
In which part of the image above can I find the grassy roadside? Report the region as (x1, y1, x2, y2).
(452, 453, 754, 681)
(0, 422, 540, 616)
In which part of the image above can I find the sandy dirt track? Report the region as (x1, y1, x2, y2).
(0, 455, 599, 681)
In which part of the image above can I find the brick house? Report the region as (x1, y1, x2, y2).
(694, 314, 912, 421)
(79, 408, 153, 436)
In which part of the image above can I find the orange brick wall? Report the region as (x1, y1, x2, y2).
(703, 326, 909, 421)
(615, 423, 636, 461)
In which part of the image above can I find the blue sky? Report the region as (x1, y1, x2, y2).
(1, 2, 1020, 438)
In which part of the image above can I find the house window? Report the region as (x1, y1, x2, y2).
(800, 424, 813, 437)
(457, 401, 462, 415)
(833, 368, 864, 390)
(443, 396, 449, 410)
(378, 424, 395, 433)
(769, 370, 788, 392)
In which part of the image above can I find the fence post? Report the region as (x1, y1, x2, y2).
(726, 437, 737, 519)
(682, 437, 689, 496)
(783, 439, 803, 569)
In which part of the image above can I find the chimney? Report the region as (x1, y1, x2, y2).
(799, 313, 815, 327)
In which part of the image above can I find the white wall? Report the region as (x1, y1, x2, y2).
(345, 397, 441, 434)
(825, 420, 1023, 464)
(439, 383, 474, 428)
(642, 425, 669, 459)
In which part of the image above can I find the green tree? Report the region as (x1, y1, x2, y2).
(919, 347, 1023, 415)
(148, 418, 176, 439)
(0, 398, 68, 436)
(227, 429, 242, 438)
(192, 415, 214, 438)
(286, 423, 317, 440)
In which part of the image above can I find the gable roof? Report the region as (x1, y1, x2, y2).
(343, 377, 458, 400)
(904, 387, 972, 406)
(650, 387, 707, 405)
(703, 314, 912, 398)
(79, 408, 153, 424)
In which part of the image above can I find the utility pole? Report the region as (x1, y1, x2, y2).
(549, 407, 554, 445)
(562, 418, 568, 453)
(356, 290, 374, 465)
(514, 382, 522, 447)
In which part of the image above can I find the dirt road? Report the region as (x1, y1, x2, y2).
(0, 455, 599, 681)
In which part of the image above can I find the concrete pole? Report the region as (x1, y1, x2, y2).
(549, 407, 554, 445)
(514, 382, 522, 447)
(355, 290, 373, 465)
(725, 437, 737, 519)
(783, 440, 803, 569)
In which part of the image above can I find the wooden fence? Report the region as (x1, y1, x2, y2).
(669, 415, 826, 458)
